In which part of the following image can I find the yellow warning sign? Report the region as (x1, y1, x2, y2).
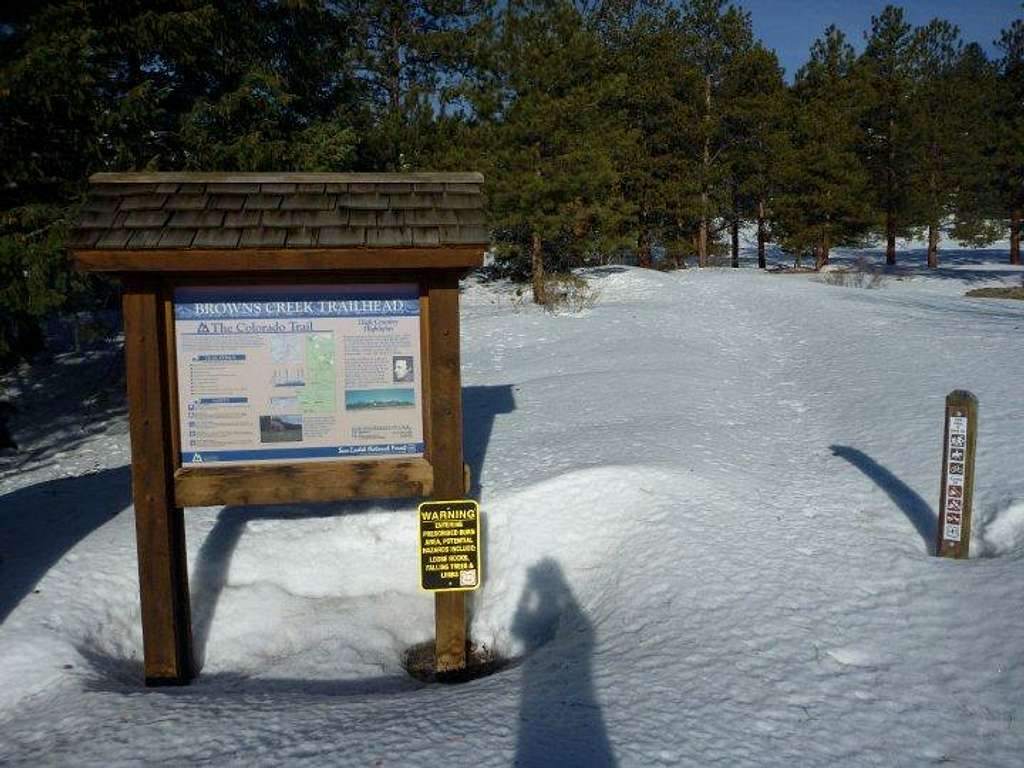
(418, 500, 481, 592)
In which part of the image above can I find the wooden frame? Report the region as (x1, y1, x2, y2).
(75, 246, 484, 274)
(113, 262, 476, 685)
(76, 170, 484, 686)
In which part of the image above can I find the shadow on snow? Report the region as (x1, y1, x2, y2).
(0, 465, 131, 625)
(830, 445, 936, 553)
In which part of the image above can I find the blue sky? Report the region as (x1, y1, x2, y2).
(740, 0, 1022, 78)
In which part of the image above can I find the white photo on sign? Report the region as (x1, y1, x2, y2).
(945, 524, 962, 542)
(392, 355, 414, 383)
(949, 462, 965, 476)
(949, 447, 965, 462)
(947, 498, 962, 512)
(948, 485, 963, 499)
(950, 434, 966, 448)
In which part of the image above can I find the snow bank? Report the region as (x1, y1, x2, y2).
(2, 260, 1023, 766)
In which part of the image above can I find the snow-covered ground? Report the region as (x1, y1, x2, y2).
(1, 251, 1022, 766)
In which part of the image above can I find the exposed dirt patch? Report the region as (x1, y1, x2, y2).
(402, 641, 507, 684)
(965, 287, 1024, 300)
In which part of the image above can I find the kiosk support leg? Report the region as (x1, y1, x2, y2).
(122, 278, 194, 685)
(428, 276, 467, 672)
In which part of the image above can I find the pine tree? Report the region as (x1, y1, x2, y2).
(679, 0, 754, 267)
(483, 0, 633, 302)
(604, 1, 700, 268)
(860, 5, 919, 265)
(945, 43, 1003, 252)
(994, 17, 1024, 264)
(908, 19, 969, 268)
(776, 26, 872, 268)
(0, 1, 363, 367)
(721, 44, 790, 269)
(347, 1, 495, 171)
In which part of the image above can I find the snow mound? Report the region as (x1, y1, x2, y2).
(975, 499, 1024, 558)
(472, 464, 700, 658)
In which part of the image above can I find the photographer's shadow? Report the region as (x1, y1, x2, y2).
(512, 558, 616, 767)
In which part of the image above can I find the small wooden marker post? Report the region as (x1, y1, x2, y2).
(936, 390, 978, 559)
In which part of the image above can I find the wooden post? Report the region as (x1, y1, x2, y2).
(122, 278, 195, 685)
(428, 273, 467, 672)
(936, 390, 978, 559)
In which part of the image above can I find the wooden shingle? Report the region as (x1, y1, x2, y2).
(70, 171, 489, 252)
(244, 194, 283, 210)
(319, 227, 365, 246)
(164, 194, 209, 210)
(126, 229, 164, 249)
(158, 229, 197, 248)
(168, 210, 225, 228)
(224, 210, 261, 228)
(193, 228, 242, 248)
(208, 194, 246, 210)
(124, 210, 171, 228)
(239, 228, 286, 247)
(280, 193, 336, 211)
(285, 227, 318, 247)
(120, 194, 166, 211)
(366, 227, 414, 247)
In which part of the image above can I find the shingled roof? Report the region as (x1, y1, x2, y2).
(69, 172, 487, 251)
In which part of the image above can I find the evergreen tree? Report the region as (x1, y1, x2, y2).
(994, 16, 1024, 264)
(0, 1, 363, 366)
(945, 43, 1003, 253)
(679, 0, 754, 267)
(604, 1, 700, 268)
(860, 5, 919, 265)
(776, 26, 872, 268)
(347, 1, 495, 171)
(721, 44, 789, 269)
(907, 20, 970, 268)
(483, 0, 633, 303)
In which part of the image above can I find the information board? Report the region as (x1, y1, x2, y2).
(418, 500, 481, 592)
(173, 284, 423, 466)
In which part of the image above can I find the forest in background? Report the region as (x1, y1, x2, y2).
(1, 0, 1023, 368)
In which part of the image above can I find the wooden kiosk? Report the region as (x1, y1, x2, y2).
(70, 172, 486, 685)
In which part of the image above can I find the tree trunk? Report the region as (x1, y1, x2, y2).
(637, 226, 652, 269)
(698, 195, 709, 268)
(730, 215, 739, 268)
(815, 231, 830, 270)
(757, 198, 767, 269)
(886, 113, 896, 266)
(885, 210, 897, 266)
(531, 232, 546, 305)
(927, 220, 939, 269)
(1011, 209, 1021, 266)
(699, 74, 712, 269)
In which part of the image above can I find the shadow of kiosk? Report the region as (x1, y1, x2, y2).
(189, 382, 516, 670)
(69, 171, 487, 686)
